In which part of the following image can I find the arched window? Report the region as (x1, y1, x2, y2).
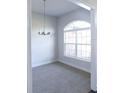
(64, 21, 91, 62)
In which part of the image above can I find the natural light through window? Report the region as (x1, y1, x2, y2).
(64, 21, 91, 62)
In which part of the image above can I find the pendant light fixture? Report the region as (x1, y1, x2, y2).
(38, 0, 50, 35)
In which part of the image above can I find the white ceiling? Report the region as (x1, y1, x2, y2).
(32, 0, 81, 17)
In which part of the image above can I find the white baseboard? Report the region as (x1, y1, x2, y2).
(58, 59, 90, 73)
(32, 59, 57, 68)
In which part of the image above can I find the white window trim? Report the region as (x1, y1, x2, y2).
(64, 27, 90, 32)
(64, 26, 91, 62)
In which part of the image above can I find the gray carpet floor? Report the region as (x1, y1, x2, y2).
(32, 62, 91, 93)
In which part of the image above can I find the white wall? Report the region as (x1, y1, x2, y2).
(57, 8, 91, 73)
(31, 12, 57, 67)
(91, 9, 97, 91)
(28, 0, 32, 93)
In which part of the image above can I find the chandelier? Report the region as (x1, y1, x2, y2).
(38, 0, 50, 35)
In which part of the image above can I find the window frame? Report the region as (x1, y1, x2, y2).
(63, 21, 91, 62)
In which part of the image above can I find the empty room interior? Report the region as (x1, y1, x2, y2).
(31, 0, 97, 93)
